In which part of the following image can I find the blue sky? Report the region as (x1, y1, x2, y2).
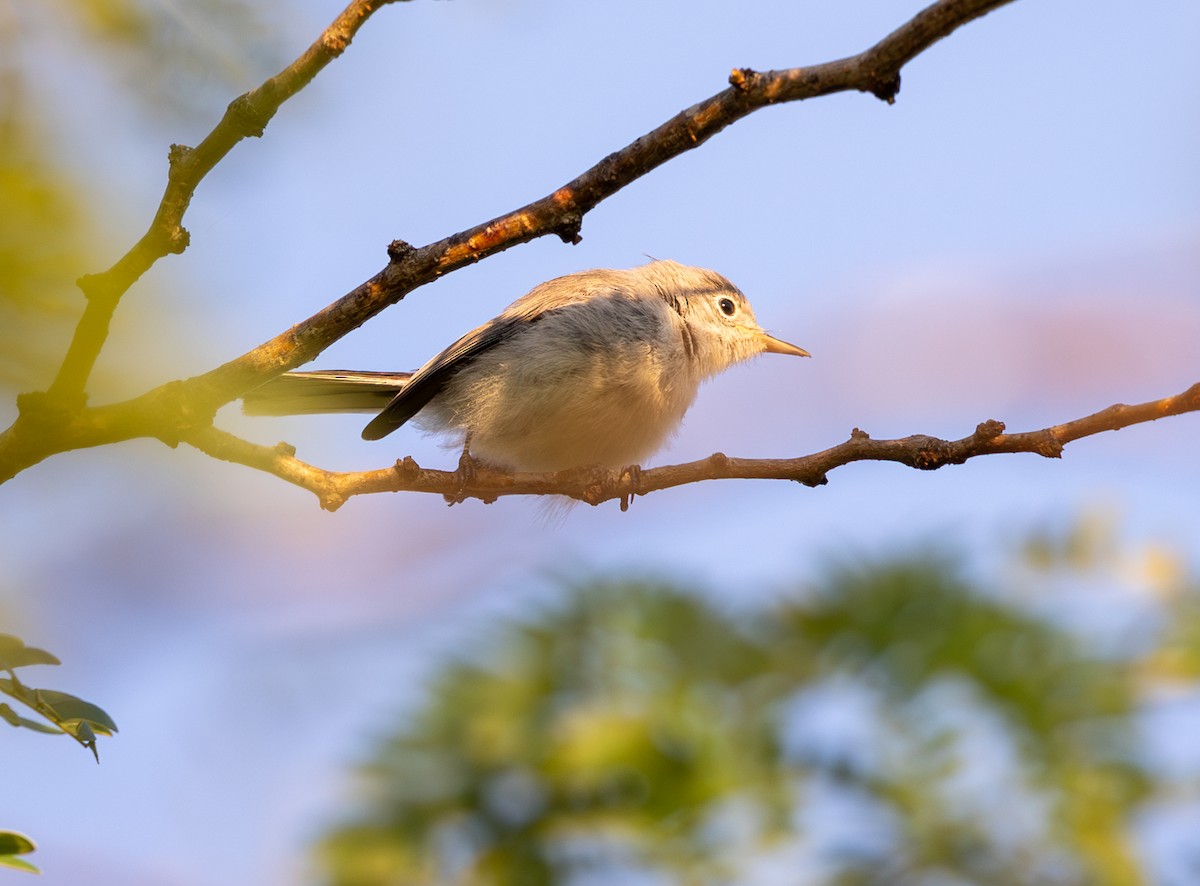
(2, 0, 1199, 882)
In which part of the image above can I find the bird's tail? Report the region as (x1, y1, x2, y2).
(242, 370, 412, 416)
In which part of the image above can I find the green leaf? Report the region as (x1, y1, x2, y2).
(0, 635, 60, 671)
(0, 830, 38, 872)
(0, 703, 63, 734)
(31, 690, 118, 734)
(0, 855, 39, 874)
(0, 832, 35, 855)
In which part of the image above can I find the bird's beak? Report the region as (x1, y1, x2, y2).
(759, 333, 810, 358)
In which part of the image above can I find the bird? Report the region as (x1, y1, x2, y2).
(243, 260, 808, 473)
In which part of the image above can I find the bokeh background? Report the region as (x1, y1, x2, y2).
(2, 0, 1199, 883)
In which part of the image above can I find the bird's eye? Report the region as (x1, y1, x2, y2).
(718, 297, 736, 316)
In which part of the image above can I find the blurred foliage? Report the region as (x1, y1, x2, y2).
(0, 633, 118, 760)
(49, 0, 283, 122)
(1020, 511, 1200, 687)
(321, 587, 793, 886)
(0, 106, 96, 392)
(315, 552, 1177, 886)
(0, 0, 283, 395)
(1, 633, 118, 876)
(0, 830, 37, 874)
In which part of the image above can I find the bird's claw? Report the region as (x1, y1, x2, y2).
(618, 464, 642, 512)
(443, 446, 479, 506)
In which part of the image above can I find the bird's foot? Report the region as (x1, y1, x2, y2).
(618, 464, 642, 512)
(443, 446, 479, 506)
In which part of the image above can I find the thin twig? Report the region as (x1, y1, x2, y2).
(183, 382, 1200, 511)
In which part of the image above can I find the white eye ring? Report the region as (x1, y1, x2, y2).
(718, 297, 736, 316)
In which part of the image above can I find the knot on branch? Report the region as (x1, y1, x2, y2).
(17, 390, 85, 421)
(974, 419, 1005, 441)
(77, 273, 118, 307)
(554, 212, 584, 245)
(581, 473, 613, 507)
(164, 225, 190, 255)
(152, 381, 217, 448)
(908, 435, 961, 470)
(729, 67, 761, 93)
(167, 143, 195, 178)
(850, 427, 870, 441)
(1032, 431, 1064, 459)
(387, 239, 415, 263)
(393, 455, 421, 481)
(273, 441, 297, 458)
(15, 391, 44, 417)
(563, 465, 619, 507)
(226, 93, 273, 139)
(866, 71, 902, 104)
(320, 492, 346, 512)
(322, 26, 352, 55)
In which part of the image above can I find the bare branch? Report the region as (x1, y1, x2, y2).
(182, 382, 1200, 511)
(45, 0, 408, 406)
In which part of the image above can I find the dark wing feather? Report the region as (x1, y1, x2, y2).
(361, 314, 535, 440)
(360, 269, 629, 440)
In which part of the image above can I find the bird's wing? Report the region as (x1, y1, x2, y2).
(360, 311, 537, 440)
(360, 270, 629, 441)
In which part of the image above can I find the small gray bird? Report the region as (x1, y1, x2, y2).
(243, 260, 808, 472)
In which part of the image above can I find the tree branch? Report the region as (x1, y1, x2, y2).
(182, 382, 1200, 512)
(44, 0, 408, 406)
